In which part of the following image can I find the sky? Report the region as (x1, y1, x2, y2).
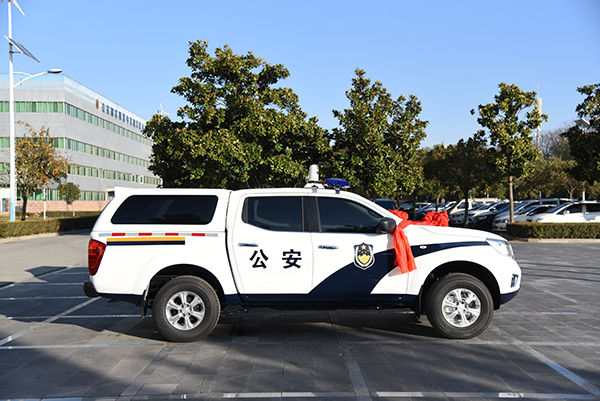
(2, 0, 599, 148)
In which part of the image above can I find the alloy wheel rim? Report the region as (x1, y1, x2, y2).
(441, 288, 481, 327)
(165, 290, 205, 330)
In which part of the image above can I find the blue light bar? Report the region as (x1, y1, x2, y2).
(324, 178, 349, 189)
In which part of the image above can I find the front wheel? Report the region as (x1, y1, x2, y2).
(425, 273, 493, 339)
(152, 276, 220, 342)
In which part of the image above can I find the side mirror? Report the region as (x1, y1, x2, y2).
(378, 217, 396, 234)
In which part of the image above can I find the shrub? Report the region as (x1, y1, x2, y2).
(0, 214, 99, 239)
(507, 222, 600, 239)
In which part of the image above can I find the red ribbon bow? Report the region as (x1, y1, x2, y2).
(387, 209, 449, 274)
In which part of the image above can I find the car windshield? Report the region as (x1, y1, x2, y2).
(516, 205, 540, 215)
(547, 203, 569, 213)
(527, 206, 553, 215)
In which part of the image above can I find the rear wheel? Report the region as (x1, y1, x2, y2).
(152, 276, 220, 342)
(425, 273, 493, 339)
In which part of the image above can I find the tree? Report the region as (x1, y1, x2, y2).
(514, 158, 581, 199)
(59, 182, 80, 217)
(16, 124, 70, 220)
(562, 83, 600, 185)
(329, 69, 427, 199)
(471, 83, 547, 223)
(445, 135, 490, 226)
(421, 145, 456, 207)
(538, 125, 572, 161)
(144, 40, 330, 189)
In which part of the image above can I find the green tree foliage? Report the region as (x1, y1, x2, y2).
(562, 83, 600, 185)
(471, 83, 546, 222)
(16, 124, 70, 220)
(59, 182, 81, 217)
(421, 145, 456, 207)
(329, 69, 427, 199)
(514, 158, 580, 199)
(144, 40, 330, 189)
(446, 136, 490, 226)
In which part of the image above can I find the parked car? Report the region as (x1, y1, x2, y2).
(471, 203, 512, 230)
(414, 201, 456, 220)
(451, 202, 505, 225)
(374, 199, 397, 210)
(492, 198, 575, 231)
(446, 198, 500, 223)
(530, 201, 600, 223)
(466, 202, 509, 226)
(513, 204, 557, 223)
(398, 201, 431, 212)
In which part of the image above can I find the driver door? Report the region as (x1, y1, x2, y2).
(309, 195, 407, 302)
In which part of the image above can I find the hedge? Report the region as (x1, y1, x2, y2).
(0, 214, 99, 239)
(507, 222, 600, 239)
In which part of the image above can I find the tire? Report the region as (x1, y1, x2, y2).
(152, 276, 220, 342)
(425, 273, 493, 339)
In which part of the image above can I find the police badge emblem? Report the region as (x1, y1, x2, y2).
(354, 243, 374, 270)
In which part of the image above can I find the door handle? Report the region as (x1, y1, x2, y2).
(318, 245, 339, 250)
(238, 243, 258, 247)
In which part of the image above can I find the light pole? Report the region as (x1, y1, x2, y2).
(575, 118, 591, 202)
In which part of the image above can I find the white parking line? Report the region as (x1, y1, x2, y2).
(0, 391, 594, 400)
(0, 297, 99, 346)
(490, 325, 600, 398)
(543, 290, 600, 312)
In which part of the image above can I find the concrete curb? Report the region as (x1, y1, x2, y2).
(510, 237, 600, 243)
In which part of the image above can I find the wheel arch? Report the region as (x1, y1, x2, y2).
(146, 264, 226, 308)
(419, 261, 501, 313)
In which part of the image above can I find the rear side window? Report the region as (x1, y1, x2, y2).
(111, 195, 218, 225)
(242, 197, 304, 231)
(585, 203, 600, 213)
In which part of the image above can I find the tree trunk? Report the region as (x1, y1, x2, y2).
(21, 196, 28, 221)
(462, 190, 469, 227)
(508, 175, 515, 223)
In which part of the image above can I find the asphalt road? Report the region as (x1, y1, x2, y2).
(1, 234, 599, 401)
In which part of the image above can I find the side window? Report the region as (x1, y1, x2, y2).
(564, 204, 583, 214)
(243, 197, 304, 232)
(317, 197, 382, 233)
(111, 195, 218, 225)
(585, 203, 600, 213)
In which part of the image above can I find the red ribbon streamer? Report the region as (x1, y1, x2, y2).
(387, 209, 449, 274)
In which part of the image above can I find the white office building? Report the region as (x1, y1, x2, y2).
(0, 73, 160, 213)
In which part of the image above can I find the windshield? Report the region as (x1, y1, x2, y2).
(547, 203, 569, 213)
(516, 205, 540, 215)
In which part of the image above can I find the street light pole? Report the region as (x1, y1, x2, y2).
(575, 118, 591, 202)
(8, 0, 15, 221)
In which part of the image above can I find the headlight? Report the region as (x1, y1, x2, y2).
(487, 239, 515, 260)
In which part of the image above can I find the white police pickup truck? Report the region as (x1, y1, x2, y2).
(84, 181, 521, 342)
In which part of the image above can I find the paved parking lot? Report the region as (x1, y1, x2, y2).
(1, 237, 599, 400)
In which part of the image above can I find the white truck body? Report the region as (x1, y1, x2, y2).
(84, 186, 521, 341)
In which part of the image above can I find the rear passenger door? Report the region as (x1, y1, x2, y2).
(229, 195, 313, 300)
